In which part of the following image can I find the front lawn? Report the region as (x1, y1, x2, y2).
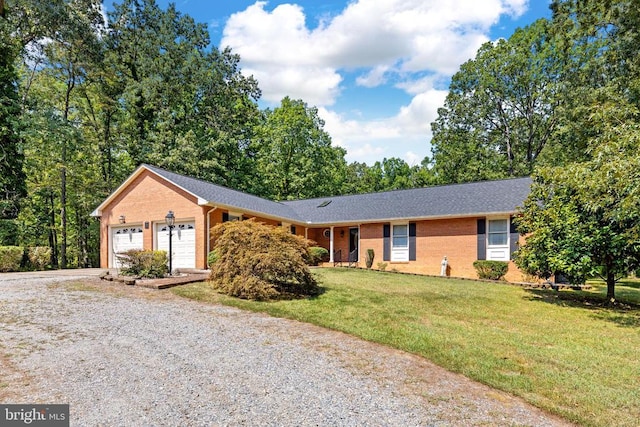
(172, 268, 640, 427)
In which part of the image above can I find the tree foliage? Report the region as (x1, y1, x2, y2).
(0, 0, 27, 223)
(209, 220, 320, 300)
(515, 102, 640, 301)
(430, 19, 561, 183)
(254, 97, 347, 200)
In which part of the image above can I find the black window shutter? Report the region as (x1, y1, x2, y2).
(383, 224, 390, 261)
(222, 212, 229, 222)
(409, 222, 417, 261)
(477, 218, 486, 260)
(509, 217, 519, 259)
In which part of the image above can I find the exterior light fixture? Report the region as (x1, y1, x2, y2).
(165, 210, 175, 274)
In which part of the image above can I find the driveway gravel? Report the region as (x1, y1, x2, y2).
(0, 272, 573, 426)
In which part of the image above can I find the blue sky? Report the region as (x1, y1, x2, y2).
(150, 0, 552, 165)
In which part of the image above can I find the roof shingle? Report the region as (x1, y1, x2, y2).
(142, 165, 531, 225)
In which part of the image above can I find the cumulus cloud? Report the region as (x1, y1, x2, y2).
(221, 0, 530, 163)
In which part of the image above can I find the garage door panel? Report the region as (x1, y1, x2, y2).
(112, 226, 144, 268)
(156, 222, 196, 269)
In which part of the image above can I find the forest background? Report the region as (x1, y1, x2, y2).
(1, 0, 638, 282)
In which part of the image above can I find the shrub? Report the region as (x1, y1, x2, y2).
(308, 246, 329, 266)
(117, 249, 168, 278)
(0, 220, 18, 246)
(28, 247, 51, 270)
(207, 250, 219, 268)
(377, 262, 388, 272)
(209, 219, 320, 300)
(365, 249, 375, 269)
(0, 246, 24, 272)
(473, 260, 509, 280)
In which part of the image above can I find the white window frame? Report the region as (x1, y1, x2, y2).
(486, 217, 510, 261)
(228, 211, 242, 221)
(391, 223, 409, 262)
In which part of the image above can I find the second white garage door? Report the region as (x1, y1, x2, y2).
(156, 222, 196, 270)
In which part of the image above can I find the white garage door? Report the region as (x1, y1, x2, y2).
(112, 226, 144, 268)
(156, 222, 196, 270)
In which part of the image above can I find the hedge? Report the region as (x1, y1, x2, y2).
(473, 260, 509, 280)
(0, 246, 24, 272)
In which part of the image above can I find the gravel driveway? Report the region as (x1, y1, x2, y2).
(0, 272, 572, 426)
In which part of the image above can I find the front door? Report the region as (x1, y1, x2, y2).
(349, 227, 359, 262)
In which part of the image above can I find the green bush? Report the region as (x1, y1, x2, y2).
(377, 262, 388, 272)
(473, 260, 509, 280)
(0, 246, 24, 272)
(308, 246, 329, 266)
(207, 250, 219, 268)
(0, 220, 18, 246)
(365, 249, 375, 269)
(28, 247, 51, 270)
(210, 219, 320, 300)
(117, 249, 168, 278)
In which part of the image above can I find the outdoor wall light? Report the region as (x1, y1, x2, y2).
(119, 214, 126, 224)
(340, 230, 345, 237)
(165, 210, 175, 274)
(165, 210, 175, 227)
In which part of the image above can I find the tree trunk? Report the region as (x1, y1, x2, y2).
(606, 268, 616, 303)
(60, 166, 67, 269)
(48, 191, 58, 268)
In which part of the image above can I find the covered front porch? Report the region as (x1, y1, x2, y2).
(306, 225, 361, 267)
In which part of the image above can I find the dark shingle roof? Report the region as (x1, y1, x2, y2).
(283, 177, 532, 224)
(144, 165, 302, 221)
(145, 165, 531, 225)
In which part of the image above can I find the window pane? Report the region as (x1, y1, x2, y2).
(488, 219, 507, 232)
(393, 224, 408, 237)
(488, 233, 507, 246)
(392, 224, 408, 249)
(393, 236, 408, 247)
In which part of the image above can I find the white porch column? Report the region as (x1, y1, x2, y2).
(329, 226, 335, 263)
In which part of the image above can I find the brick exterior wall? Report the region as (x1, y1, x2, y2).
(100, 168, 526, 281)
(99, 170, 208, 269)
(310, 218, 528, 282)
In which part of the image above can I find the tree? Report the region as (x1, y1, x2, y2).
(541, 0, 640, 165)
(515, 102, 640, 302)
(105, 0, 262, 192)
(254, 97, 347, 200)
(430, 19, 562, 184)
(0, 0, 27, 228)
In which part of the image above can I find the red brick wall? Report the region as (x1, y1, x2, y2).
(100, 169, 527, 281)
(314, 219, 528, 282)
(99, 170, 207, 268)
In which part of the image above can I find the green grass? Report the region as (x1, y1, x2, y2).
(172, 268, 640, 427)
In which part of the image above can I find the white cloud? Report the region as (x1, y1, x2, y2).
(221, 0, 530, 162)
(405, 151, 422, 166)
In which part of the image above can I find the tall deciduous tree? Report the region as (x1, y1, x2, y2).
(430, 19, 561, 184)
(105, 0, 262, 191)
(254, 97, 347, 200)
(542, 0, 640, 165)
(515, 101, 640, 301)
(0, 0, 27, 234)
